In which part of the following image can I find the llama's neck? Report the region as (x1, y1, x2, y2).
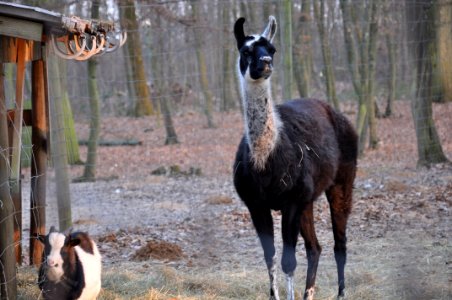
(241, 79, 281, 170)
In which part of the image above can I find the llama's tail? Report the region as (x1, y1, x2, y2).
(329, 107, 359, 164)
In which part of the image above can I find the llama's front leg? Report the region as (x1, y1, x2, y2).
(299, 202, 322, 300)
(281, 204, 302, 300)
(248, 205, 279, 299)
(267, 254, 280, 300)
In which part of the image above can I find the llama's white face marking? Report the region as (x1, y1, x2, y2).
(238, 37, 276, 81)
(46, 232, 66, 282)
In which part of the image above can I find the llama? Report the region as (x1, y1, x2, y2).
(233, 16, 358, 300)
(37, 226, 102, 300)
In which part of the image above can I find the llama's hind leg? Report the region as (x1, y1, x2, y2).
(248, 205, 279, 300)
(298, 202, 322, 300)
(326, 181, 353, 298)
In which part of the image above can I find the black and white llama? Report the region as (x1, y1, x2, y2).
(38, 226, 102, 300)
(233, 16, 358, 300)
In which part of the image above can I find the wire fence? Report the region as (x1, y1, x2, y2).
(1, 0, 451, 299)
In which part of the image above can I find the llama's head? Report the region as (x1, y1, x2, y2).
(234, 16, 277, 82)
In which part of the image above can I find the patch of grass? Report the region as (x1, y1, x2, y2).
(17, 234, 451, 300)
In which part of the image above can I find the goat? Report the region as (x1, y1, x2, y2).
(37, 226, 102, 300)
(233, 16, 358, 300)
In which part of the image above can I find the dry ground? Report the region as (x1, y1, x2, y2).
(17, 100, 451, 299)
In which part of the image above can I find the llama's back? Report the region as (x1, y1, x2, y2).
(279, 98, 358, 164)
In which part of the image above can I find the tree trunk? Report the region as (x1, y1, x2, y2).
(151, 12, 178, 145)
(366, 1, 380, 149)
(406, 0, 449, 166)
(436, 0, 452, 102)
(48, 54, 72, 231)
(384, 32, 396, 117)
(221, 4, 236, 111)
(0, 64, 18, 300)
(81, 0, 101, 181)
(192, 1, 215, 128)
(313, 0, 339, 109)
(340, 0, 380, 154)
(119, 0, 154, 116)
(280, 0, 293, 100)
(59, 61, 81, 165)
(293, 0, 312, 98)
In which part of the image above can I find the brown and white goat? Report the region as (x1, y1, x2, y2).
(38, 226, 102, 300)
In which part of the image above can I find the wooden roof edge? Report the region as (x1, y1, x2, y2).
(0, 2, 119, 37)
(0, 1, 64, 34)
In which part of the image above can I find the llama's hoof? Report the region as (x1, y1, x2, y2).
(303, 287, 315, 300)
(269, 295, 280, 300)
(337, 289, 346, 299)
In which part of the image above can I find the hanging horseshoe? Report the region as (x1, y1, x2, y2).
(51, 34, 86, 60)
(74, 35, 98, 61)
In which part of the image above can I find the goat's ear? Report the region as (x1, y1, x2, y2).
(262, 15, 277, 42)
(234, 17, 246, 50)
(63, 226, 73, 236)
(67, 235, 81, 247)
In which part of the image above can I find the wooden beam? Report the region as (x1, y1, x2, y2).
(29, 57, 47, 266)
(0, 63, 18, 300)
(7, 109, 32, 126)
(0, 36, 40, 63)
(10, 38, 28, 265)
(0, 15, 43, 41)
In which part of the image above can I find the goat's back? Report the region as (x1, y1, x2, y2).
(74, 236, 101, 300)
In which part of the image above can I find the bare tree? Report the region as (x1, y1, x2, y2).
(293, 0, 313, 98)
(405, 0, 450, 166)
(436, 0, 452, 103)
(81, 0, 101, 181)
(221, 2, 237, 111)
(313, 0, 339, 109)
(118, 0, 154, 116)
(191, 0, 215, 128)
(151, 13, 179, 145)
(279, 0, 294, 100)
(340, 0, 381, 153)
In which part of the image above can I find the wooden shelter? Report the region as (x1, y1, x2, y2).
(0, 2, 124, 299)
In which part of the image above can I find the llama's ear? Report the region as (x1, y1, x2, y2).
(262, 15, 277, 42)
(37, 234, 46, 244)
(234, 17, 246, 50)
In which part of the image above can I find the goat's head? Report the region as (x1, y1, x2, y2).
(38, 226, 81, 281)
(234, 16, 277, 81)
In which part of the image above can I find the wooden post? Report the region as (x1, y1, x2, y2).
(0, 63, 18, 300)
(29, 57, 47, 266)
(10, 38, 28, 265)
(48, 53, 72, 231)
